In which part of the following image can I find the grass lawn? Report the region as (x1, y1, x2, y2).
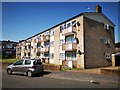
(0, 58, 20, 64)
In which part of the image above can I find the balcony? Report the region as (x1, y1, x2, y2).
(62, 43, 77, 51)
(25, 49, 30, 53)
(62, 26, 76, 36)
(16, 51, 21, 54)
(41, 47, 50, 52)
(43, 35, 50, 41)
(36, 48, 41, 52)
(36, 38, 41, 42)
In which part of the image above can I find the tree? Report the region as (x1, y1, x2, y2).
(115, 42, 120, 48)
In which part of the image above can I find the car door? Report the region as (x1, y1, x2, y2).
(21, 60, 32, 73)
(12, 60, 23, 73)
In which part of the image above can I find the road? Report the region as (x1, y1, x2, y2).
(2, 70, 119, 88)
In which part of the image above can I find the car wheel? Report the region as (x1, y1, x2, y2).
(7, 69, 12, 75)
(27, 71, 33, 77)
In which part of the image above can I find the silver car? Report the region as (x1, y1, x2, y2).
(7, 59, 44, 77)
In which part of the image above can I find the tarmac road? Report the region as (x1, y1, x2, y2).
(2, 70, 119, 88)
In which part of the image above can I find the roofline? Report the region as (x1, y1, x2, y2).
(19, 12, 115, 43)
(20, 12, 84, 43)
(101, 13, 115, 26)
(83, 12, 115, 26)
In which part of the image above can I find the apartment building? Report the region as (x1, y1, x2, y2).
(16, 5, 115, 69)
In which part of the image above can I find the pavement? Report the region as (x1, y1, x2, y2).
(46, 67, 120, 86)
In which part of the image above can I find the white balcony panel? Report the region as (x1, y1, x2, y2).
(50, 35, 54, 42)
(60, 46, 65, 53)
(68, 43, 72, 50)
(31, 42, 34, 46)
(50, 47, 54, 53)
(68, 27, 72, 32)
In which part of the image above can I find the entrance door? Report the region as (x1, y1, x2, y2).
(68, 61, 73, 68)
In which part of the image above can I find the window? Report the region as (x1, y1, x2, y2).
(50, 53, 54, 59)
(63, 24, 66, 29)
(66, 36, 76, 44)
(60, 24, 66, 31)
(67, 23, 71, 28)
(72, 20, 76, 27)
(25, 46, 27, 50)
(105, 53, 111, 60)
(66, 52, 76, 60)
(44, 41, 50, 47)
(14, 60, 23, 65)
(50, 30, 54, 36)
(28, 45, 31, 49)
(60, 26, 63, 31)
(44, 53, 49, 58)
(36, 52, 40, 56)
(25, 60, 31, 65)
(28, 52, 30, 56)
(44, 31, 50, 35)
(24, 53, 26, 56)
(50, 41, 54, 47)
(37, 42, 41, 48)
(104, 24, 109, 30)
(60, 39, 65, 45)
(60, 53, 65, 59)
(37, 35, 41, 39)
(103, 37, 110, 45)
(6, 44, 13, 49)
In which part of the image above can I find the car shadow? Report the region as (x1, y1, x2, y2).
(33, 70, 52, 77)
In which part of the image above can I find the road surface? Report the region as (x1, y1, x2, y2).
(2, 70, 119, 88)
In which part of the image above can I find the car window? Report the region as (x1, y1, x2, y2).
(34, 60, 42, 65)
(14, 60, 23, 65)
(25, 60, 31, 65)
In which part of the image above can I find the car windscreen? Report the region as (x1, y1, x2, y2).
(33, 60, 42, 65)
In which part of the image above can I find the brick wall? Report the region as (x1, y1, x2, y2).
(84, 17, 115, 68)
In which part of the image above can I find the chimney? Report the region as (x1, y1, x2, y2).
(95, 5, 102, 13)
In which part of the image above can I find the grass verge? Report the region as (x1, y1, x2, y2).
(0, 58, 20, 64)
(62, 67, 83, 71)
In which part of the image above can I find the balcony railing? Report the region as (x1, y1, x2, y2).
(41, 47, 50, 52)
(36, 38, 41, 42)
(36, 48, 41, 52)
(62, 43, 77, 51)
(62, 26, 76, 36)
(25, 49, 31, 53)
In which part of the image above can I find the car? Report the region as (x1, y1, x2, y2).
(7, 59, 44, 77)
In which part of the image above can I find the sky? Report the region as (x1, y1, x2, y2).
(2, 2, 119, 43)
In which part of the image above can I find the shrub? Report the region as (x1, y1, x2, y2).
(44, 64, 60, 70)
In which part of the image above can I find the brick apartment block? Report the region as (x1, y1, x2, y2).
(16, 5, 115, 69)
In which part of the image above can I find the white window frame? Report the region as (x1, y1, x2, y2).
(104, 24, 109, 30)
